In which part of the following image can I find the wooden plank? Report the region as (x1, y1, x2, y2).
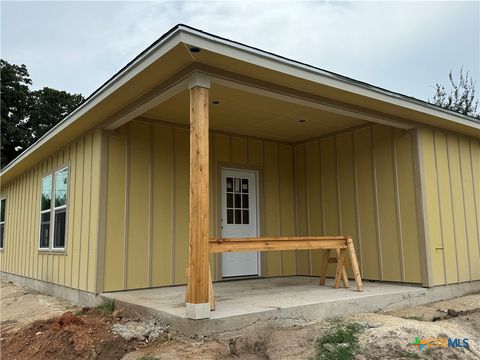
(209, 239, 348, 253)
(319, 249, 330, 285)
(186, 86, 210, 305)
(210, 236, 348, 242)
(334, 248, 346, 289)
(347, 237, 363, 291)
(336, 248, 350, 288)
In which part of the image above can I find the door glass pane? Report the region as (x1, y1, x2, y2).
(54, 168, 68, 207)
(40, 212, 50, 248)
(242, 179, 248, 193)
(226, 177, 233, 191)
(234, 209, 241, 224)
(235, 193, 241, 208)
(227, 193, 233, 208)
(227, 209, 233, 224)
(234, 178, 241, 192)
(41, 175, 52, 211)
(243, 210, 249, 224)
(53, 208, 66, 248)
(242, 194, 249, 209)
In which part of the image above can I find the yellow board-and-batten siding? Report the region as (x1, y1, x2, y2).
(103, 120, 297, 291)
(0, 129, 102, 293)
(1, 120, 478, 294)
(294, 124, 423, 284)
(417, 128, 480, 286)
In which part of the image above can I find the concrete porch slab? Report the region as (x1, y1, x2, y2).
(102, 276, 480, 337)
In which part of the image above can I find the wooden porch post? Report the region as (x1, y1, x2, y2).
(186, 73, 211, 319)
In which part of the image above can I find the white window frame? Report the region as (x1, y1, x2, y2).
(38, 166, 69, 251)
(0, 197, 6, 250)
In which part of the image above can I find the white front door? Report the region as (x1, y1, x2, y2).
(221, 169, 259, 278)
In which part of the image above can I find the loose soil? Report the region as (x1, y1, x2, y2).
(1, 280, 479, 359)
(1, 310, 134, 360)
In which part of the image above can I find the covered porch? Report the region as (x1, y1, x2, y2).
(102, 69, 424, 319)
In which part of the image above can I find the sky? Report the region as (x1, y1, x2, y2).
(1, 1, 479, 103)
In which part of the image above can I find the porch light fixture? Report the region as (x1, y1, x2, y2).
(189, 46, 201, 53)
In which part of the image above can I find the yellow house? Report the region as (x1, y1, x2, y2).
(1, 25, 479, 319)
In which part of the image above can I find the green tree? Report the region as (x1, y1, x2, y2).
(1, 59, 32, 167)
(25, 87, 84, 143)
(430, 68, 480, 119)
(1, 59, 84, 168)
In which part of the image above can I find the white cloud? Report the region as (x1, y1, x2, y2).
(1, 1, 478, 102)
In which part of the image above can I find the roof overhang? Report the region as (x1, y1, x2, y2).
(2, 24, 479, 184)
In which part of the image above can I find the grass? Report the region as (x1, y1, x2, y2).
(137, 357, 158, 360)
(96, 298, 115, 314)
(313, 321, 364, 360)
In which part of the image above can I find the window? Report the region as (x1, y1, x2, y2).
(0, 198, 5, 249)
(39, 167, 68, 250)
(226, 176, 250, 225)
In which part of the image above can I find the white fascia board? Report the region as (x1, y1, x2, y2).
(178, 27, 480, 131)
(1, 29, 184, 177)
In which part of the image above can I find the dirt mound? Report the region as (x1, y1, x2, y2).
(0, 311, 134, 360)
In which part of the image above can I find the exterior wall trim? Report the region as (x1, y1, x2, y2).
(412, 128, 434, 287)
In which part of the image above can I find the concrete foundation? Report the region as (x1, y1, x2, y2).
(102, 276, 480, 337)
(0, 271, 103, 307)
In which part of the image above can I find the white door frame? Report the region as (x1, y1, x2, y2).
(220, 167, 261, 278)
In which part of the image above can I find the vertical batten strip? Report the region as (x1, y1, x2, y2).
(36, 164, 43, 280)
(292, 145, 300, 274)
(31, 167, 38, 279)
(276, 143, 284, 275)
(20, 175, 27, 275)
(69, 141, 78, 288)
(335, 136, 343, 235)
(30, 168, 35, 277)
(171, 127, 176, 284)
(95, 133, 108, 293)
(76, 138, 85, 289)
(20, 172, 27, 276)
(457, 137, 472, 280)
(319, 141, 326, 236)
(148, 124, 154, 287)
(392, 130, 406, 282)
(123, 129, 131, 289)
(371, 127, 383, 280)
(445, 134, 460, 283)
(352, 132, 363, 276)
(9, 179, 15, 273)
(433, 132, 448, 283)
(85, 136, 94, 291)
(20, 173, 27, 275)
(304, 143, 312, 275)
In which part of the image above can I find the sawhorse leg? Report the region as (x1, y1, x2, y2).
(319, 249, 349, 288)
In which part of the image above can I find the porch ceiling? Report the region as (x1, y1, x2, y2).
(143, 83, 368, 142)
